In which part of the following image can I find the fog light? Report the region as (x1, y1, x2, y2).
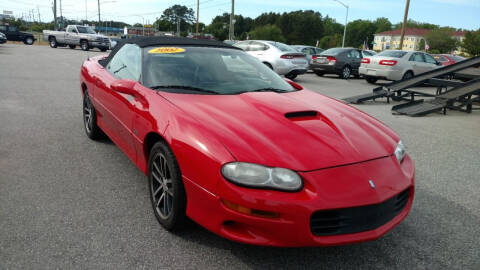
(221, 199, 279, 218)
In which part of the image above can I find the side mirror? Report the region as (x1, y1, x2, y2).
(285, 79, 303, 90)
(110, 79, 138, 96)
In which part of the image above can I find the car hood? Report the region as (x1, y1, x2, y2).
(159, 89, 399, 171)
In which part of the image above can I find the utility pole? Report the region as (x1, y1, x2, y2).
(229, 0, 234, 40)
(98, 0, 101, 33)
(85, 0, 88, 22)
(399, 0, 411, 50)
(195, 0, 199, 35)
(59, 0, 63, 28)
(37, 6, 41, 23)
(177, 17, 180, 36)
(53, 0, 57, 30)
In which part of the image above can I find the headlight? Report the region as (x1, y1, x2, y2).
(394, 140, 406, 163)
(221, 162, 303, 191)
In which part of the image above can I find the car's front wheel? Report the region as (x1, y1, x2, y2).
(83, 90, 104, 140)
(148, 141, 187, 231)
(24, 37, 34, 45)
(69, 45, 76, 49)
(80, 40, 89, 51)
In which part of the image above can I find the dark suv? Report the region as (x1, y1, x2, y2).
(311, 48, 363, 79)
(0, 24, 36, 45)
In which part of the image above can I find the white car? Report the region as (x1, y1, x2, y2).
(234, 40, 308, 80)
(359, 50, 441, 83)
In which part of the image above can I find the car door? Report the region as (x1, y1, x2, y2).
(347, 49, 362, 74)
(65, 26, 77, 45)
(6, 26, 20, 41)
(94, 43, 142, 161)
(409, 53, 429, 74)
(423, 53, 440, 71)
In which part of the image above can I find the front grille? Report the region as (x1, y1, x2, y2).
(311, 188, 410, 236)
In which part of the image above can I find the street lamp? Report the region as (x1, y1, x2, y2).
(333, 0, 349, 48)
(135, 15, 145, 36)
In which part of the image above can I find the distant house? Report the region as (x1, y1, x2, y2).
(373, 28, 465, 53)
(123, 26, 157, 37)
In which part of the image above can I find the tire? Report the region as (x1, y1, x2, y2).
(365, 77, 378, 84)
(340, 66, 351, 79)
(402, 71, 414, 80)
(24, 37, 34, 45)
(314, 71, 324, 77)
(49, 37, 57, 48)
(100, 47, 108, 52)
(263, 62, 273, 70)
(69, 45, 76, 49)
(80, 40, 89, 51)
(285, 73, 297, 80)
(83, 90, 104, 140)
(148, 141, 187, 231)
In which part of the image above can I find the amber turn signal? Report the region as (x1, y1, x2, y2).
(221, 199, 280, 219)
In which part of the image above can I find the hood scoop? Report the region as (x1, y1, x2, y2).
(285, 110, 319, 121)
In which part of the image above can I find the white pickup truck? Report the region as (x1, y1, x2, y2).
(43, 25, 110, 51)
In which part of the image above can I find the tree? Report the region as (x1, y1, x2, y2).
(160, 5, 195, 32)
(133, 23, 143, 27)
(418, 39, 426, 51)
(462, 29, 480, 56)
(318, 34, 342, 49)
(345, 19, 377, 48)
(249, 24, 286, 43)
(425, 29, 458, 53)
(374, 17, 392, 33)
(393, 19, 439, 30)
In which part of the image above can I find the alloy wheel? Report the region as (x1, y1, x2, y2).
(150, 153, 174, 219)
(342, 67, 351, 79)
(83, 95, 93, 134)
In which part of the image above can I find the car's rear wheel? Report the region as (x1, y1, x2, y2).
(49, 37, 57, 48)
(314, 71, 324, 77)
(402, 71, 414, 80)
(80, 40, 89, 51)
(285, 73, 297, 80)
(25, 37, 34, 45)
(69, 45, 76, 49)
(365, 77, 378, 84)
(340, 66, 351, 79)
(148, 141, 187, 231)
(100, 47, 108, 52)
(83, 90, 104, 140)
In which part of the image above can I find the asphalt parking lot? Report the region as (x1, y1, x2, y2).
(0, 44, 479, 269)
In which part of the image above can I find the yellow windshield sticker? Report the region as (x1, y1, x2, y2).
(148, 47, 185, 54)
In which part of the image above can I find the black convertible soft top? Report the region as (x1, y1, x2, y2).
(99, 36, 240, 67)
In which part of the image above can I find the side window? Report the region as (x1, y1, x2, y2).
(410, 53, 425, 62)
(424, 54, 437, 64)
(347, 50, 354, 58)
(301, 48, 309, 54)
(234, 41, 250, 51)
(0, 25, 6, 31)
(66, 26, 73, 33)
(9, 26, 17, 32)
(249, 41, 267, 51)
(107, 44, 142, 81)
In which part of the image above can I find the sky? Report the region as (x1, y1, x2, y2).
(1, 0, 479, 30)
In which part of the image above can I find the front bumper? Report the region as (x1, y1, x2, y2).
(91, 41, 110, 48)
(183, 154, 415, 247)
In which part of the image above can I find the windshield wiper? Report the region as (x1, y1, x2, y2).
(150, 85, 219, 94)
(235, 87, 292, 94)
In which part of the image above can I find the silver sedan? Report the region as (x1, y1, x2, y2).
(359, 50, 441, 83)
(234, 40, 308, 80)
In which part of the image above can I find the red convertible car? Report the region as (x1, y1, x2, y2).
(80, 37, 415, 247)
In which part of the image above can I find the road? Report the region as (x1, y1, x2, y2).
(0, 44, 479, 269)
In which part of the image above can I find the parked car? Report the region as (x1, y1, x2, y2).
(0, 32, 6, 44)
(311, 47, 363, 79)
(359, 50, 442, 83)
(433, 54, 466, 66)
(234, 40, 308, 80)
(43, 25, 110, 51)
(292, 45, 324, 68)
(80, 36, 414, 247)
(0, 24, 35, 45)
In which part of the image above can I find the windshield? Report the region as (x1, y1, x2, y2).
(143, 46, 294, 94)
(377, 50, 408, 58)
(266, 41, 296, 52)
(77, 26, 96, 34)
(321, 48, 347, 55)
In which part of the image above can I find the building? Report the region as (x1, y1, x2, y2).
(373, 28, 466, 53)
(123, 26, 157, 37)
